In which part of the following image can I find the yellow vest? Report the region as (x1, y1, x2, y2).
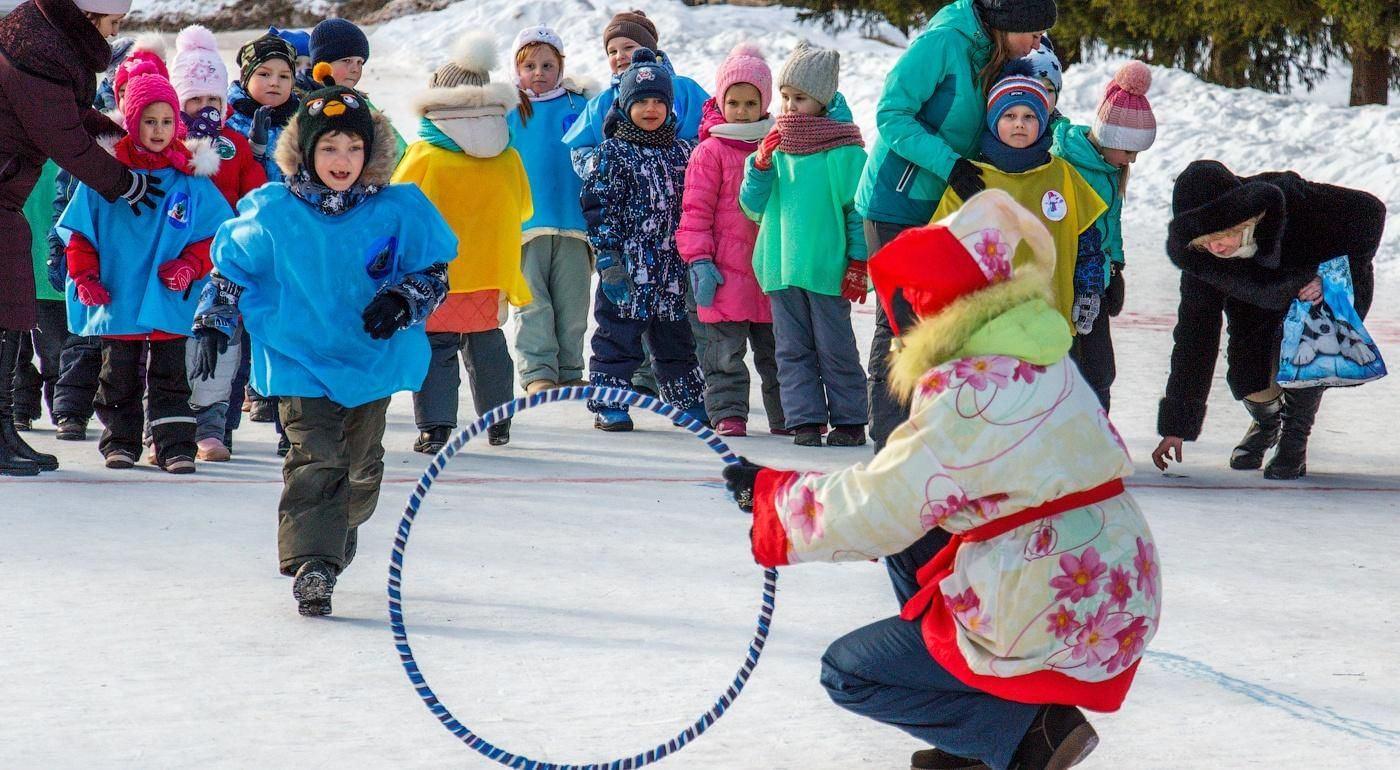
(392, 142, 534, 306)
(935, 157, 1105, 324)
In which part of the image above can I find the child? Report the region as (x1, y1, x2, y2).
(562, 10, 709, 177)
(677, 43, 784, 438)
(739, 41, 869, 448)
(393, 35, 532, 453)
(194, 69, 457, 616)
(268, 26, 314, 93)
(1051, 61, 1157, 411)
(506, 25, 595, 395)
(934, 65, 1106, 328)
(226, 32, 300, 182)
(581, 48, 705, 432)
(172, 24, 269, 461)
(57, 71, 233, 473)
(108, 34, 167, 128)
(309, 18, 406, 160)
(722, 191, 1160, 770)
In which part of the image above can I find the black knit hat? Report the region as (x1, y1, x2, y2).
(298, 64, 376, 183)
(975, 0, 1058, 33)
(310, 18, 370, 67)
(1167, 160, 1286, 267)
(237, 33, 298, 85)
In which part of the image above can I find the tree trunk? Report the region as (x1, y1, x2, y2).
(1349, 43, 1391, 106)
(1207, 35, 1250, 89)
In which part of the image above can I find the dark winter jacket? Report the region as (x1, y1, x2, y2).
(0, 0, 130, 329)
(1158, 168, 1385, 439)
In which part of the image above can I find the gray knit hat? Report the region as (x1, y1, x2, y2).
(779, 40, 839, 107)
(430, 33, 496, 88)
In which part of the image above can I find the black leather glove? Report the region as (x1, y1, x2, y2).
(722, 456, 764, 513)
(946, 158, 986, 200)
(362, 293, 410, 340)
(1105, 263, 1125, 317)
(120, 170, 165, 216)
(190, 327, 228, 381)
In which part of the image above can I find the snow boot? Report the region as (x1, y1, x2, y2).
(293, 560, 336, 617)
(794, 424, 824, 447)
(103, 449, 137, 469)
(55, 417, 88, 441)
(414, 426, 451, 454)
(1264, 387, 1324, 480)
(594, 407, 634, 432)
(249, 397, 277, 423)
(13, 413, 31, 431)
(911, 748, 990, 770)
(0, 330, 44, 476)
(1229, 395, 1282, 470)
(1009, 704, 1098, 770)
(525, 379, 557, 396)
(827, 425, 867, 447)
(714, 417, 747, 437)
(488, 420, 510, 446)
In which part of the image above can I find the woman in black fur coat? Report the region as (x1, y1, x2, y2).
(1152, 160, 1385, 480)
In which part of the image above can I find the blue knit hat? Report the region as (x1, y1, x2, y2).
(986, 62, 1052, 140)
(269, 26, 310, 58)
(617, 48, 672, 114)
(310, 19, 369, 66)
(1021, 36, 1062, 96)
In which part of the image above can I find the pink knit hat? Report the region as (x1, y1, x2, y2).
(171, 25, 229, 105)
(714, 43, 772, 113)
(1091, 60, 1156, 152)
(122, 72, 186, 142)
(113, 35, 169, 99)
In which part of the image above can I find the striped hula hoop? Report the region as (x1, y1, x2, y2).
(388, 384, 780, 769)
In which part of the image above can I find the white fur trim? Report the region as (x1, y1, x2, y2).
(185, 138, 222, 177)
(452, 33, 498, 74)
(95, 133, 122, 158)
(565, 76, 598, 98)
(413, 81, 517, 117)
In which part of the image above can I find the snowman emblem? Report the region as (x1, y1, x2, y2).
(1041, 189, 1067, 222)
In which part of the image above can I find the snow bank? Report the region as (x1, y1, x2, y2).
(363, 0, 1399, 271)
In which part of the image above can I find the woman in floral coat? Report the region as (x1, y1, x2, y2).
(723, 190, 1161, 770)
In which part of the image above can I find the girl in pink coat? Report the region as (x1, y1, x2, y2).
(677, 44, 785, 437)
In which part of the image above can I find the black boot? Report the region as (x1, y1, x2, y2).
(414, 426, 451, 454)
(292, 560, 336, 617)
(1264, 387, 1324, 480)
(1009, 704, 1098, 770)
(1229, 395, 1283, 470)
(911, 748, 990, 769)
(0, 330, 42, 477)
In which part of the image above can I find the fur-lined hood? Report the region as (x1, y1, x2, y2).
(275, 108, 398, 186)
(414, 82, 518, 159)
(413, 81, 519, 117)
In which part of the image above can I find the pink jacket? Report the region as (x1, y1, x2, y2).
(677, 99, 772, 324)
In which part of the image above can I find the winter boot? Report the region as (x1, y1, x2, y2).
(827, 424, 868, 447)
(414, 426, 451, 454)
(594, 407, 634, 432)
(714, 417, 747, 437)
(488, 420, 510, 446)
(55, 417, 88, 441)
(1229, 395, 1283, 470)
(0, 330, 45, 476)
(13, 414, 31, 431)
(249, 397, 277, 423)
(1264, 387, 1324, 480)
(911, 748, 990, 770)
(525, 379, 557, 396)
(292, 559, 336, 617)
(794, 424, 824, 447)
(1009, 704, 1098, 770)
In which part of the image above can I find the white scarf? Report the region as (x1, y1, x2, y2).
(708, 117, 774, 143)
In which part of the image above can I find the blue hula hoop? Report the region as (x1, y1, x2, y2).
(388, 385, 780, 769)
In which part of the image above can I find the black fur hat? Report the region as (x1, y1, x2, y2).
(1167, 160, 1287, 268)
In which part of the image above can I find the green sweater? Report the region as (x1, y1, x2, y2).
(1051, 121, 1126, 286)
(740, 93, 868, 297)
(24, 160, 62, 302)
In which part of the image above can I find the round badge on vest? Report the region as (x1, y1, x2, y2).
(1041, 190, 1067, 222)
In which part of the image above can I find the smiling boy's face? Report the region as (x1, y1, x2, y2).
(313, 131, 365, 191)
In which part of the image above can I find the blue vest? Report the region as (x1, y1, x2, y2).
(508, 90, 590, 235)
(58, 168, 233, 337)
(211, 184, 459, 408)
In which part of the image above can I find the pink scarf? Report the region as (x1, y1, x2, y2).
(774, 113, 864, 156)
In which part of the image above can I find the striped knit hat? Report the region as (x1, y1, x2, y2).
(1091, 61, 1156, 152)
(986, 69, 1051, 140)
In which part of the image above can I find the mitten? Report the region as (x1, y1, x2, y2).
(158, 257, 198, 293)
(754, 130, 782, 171)
(362, 293, 410, 340)
(840, 260, 868, 303)
(1072, 293, 1101, 335)
(1105, 263, 1125, 317)
(596, 250, 633, 306)
(722, 456, 766, 513)
(688, 259, 724, 308)
(73, 273, 111, 306)
(946, 158, 986, 199)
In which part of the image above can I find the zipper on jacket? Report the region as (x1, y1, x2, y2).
(895, 161, 917, 194)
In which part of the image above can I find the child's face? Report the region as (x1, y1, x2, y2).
(779, 85, 823, 116)
(996, 105, 1041, 148)
(89, 13, 124, 38)
(607, 36, 643, 76)
(138, 102, 177, 153)
(313, 131, 366, 192)
(296, 55, 311, 73)
(1039, 80, 1059, 111)
(330, 56, 365, 89)
(516, 45, 563, 95)
(1101, 147, 1138, 169)
(247, 60, 294, 108)
(183, 95, 224, 117)
(1005, 31, 1044, 58)
(628, 98, 668, 131)
(722, 83, 763, 124)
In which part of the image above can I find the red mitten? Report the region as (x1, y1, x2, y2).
(73, 273, 111, 306)
(840, 260, 868, 303)
(158, 258, 197, 292)
(754, 129, 782, 171)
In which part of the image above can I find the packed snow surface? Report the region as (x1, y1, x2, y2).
(4, 1, 1399, 768)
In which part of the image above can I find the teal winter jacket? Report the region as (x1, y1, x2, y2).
(1051, 120, 1125, 287)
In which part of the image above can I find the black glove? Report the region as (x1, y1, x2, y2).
(120, 170, 165, 216)
(190, 327, 228, 381)
(722, 456, 764, 513)
(1105, 263, 1125, 317)
(946, 158, 986, 200)
(362, 293, 410, 340)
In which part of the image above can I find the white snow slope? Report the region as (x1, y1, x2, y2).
(3, 2, 1399, 768)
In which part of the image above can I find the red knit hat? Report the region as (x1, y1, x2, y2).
(869, 190, 1056, 335)
(113, 35, 169, 101)
(122, 72, 187, 143)
(1091, 61, 1156, 152)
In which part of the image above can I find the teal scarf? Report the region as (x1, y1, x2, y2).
(417, 117, 462, 153)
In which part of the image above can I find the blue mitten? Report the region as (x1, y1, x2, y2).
(596, 250, 633, 306)
(688, 259, 724, 308)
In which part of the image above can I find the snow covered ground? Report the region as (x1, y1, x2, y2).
(4, 1, 1400, 767)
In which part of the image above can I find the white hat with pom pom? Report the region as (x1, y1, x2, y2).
(1091, 60, 1156, 152)
(171, 25, 228, 104)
